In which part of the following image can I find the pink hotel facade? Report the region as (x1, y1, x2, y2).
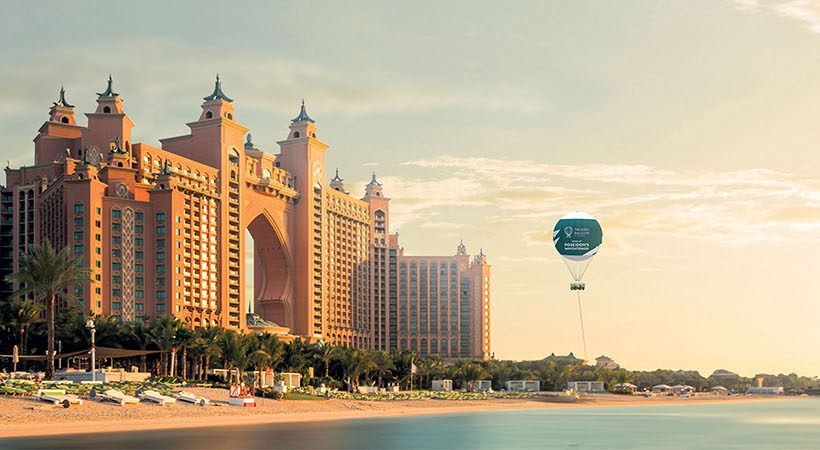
(0, 76, 492, 359)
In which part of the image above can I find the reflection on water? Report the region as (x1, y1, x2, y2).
(2, 399, 819, 449)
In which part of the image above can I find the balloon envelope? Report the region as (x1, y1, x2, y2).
(553, 212, 602, 262)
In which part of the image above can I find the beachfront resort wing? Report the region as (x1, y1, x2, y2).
(0, 77, 492, 360)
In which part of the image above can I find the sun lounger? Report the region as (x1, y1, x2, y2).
(35, 389, 83, 407)
(137, 389, 176, 405)
(91, 388, 140, 405)
(175, 391, 209, 406)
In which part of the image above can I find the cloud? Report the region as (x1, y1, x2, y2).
(389, 156, 820, 251)
(735, 0, 820, 34)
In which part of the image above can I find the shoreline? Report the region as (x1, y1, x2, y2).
(0, 393, 793, 439)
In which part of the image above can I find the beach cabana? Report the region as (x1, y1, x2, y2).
(710, 386, 729, 395)
(652, 384, 672, 393)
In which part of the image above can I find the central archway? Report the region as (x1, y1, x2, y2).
(246, 213, 291, 328)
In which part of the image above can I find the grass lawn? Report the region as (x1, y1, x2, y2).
(283, 392, 328, 401)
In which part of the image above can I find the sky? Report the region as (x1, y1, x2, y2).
(2, 0, 820, 377)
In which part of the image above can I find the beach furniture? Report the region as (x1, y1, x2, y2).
(175, 391, 209, 406)
(91, 388, 140, 405)
(137, 389, 176, 405)
(35, 389, 84, 407)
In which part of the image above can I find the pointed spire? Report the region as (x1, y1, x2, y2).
(291, 99, 315, 123)
(331, 168, 343, 182)
(203, 73, 233, 102)
(53, 86, 74, 108)
(367, 171, 381, 186)
(97, 74, 119, 97)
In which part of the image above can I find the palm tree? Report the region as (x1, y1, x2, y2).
(198, 326, 223, 380)
(148, 316, 182, 376)
(8, 300, 41, 369)
(370, 351, 395, 388)
(218, 329, 244, 385)
(283, 338, 308, 374)
(123, 321, 153, 373)
(339, 348, 375, 391)
(312, 341, 335, 377)
(6, 240, 92, 379)
(457, 362, 489, 391)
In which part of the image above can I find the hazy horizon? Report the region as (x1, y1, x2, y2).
(2, 1, 819, 378)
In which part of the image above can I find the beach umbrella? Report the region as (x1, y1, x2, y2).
(553, 212, 603, 359)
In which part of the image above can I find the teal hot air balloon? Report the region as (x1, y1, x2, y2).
(554, 212, 602, 359)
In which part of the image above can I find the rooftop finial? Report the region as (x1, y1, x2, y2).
(367, 171, 381, 186)
(158, 159, 174, 176)
(53, 85, 74, 108)
(203, 73, 234, 102)
(97, 74, 119, 97)
(291, 99, 315, 123)
(331, 167, 343, 182)
(246, 133, 252, 144)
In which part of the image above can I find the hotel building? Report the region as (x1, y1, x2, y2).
(0, 76, 491, 359)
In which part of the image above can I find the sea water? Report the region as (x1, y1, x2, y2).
(2, 398, 819, 449)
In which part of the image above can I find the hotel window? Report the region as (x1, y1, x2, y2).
(156, 213, 166, 221)
(135, 238, 144, 246)
(95, 220, 101, 227)
(112, 276, 121, 283)
(112, 210, 121, 218)
(112, 236, 121, 244)
(135, 212, 144, 221)
(157, 291, 166, 299)
(74, 204, 84, 213)
(96, 207, 101, 214)
(135, 290, 144, 298)
(135, 225, 143, 233)
(156, 265, 165, 272)
(156, 304, 166, 312)
(74, 245, 83, 253)
(156, 239, 164, 247)
(112, 302, 120, 310)
(95, 234, 101, 241)
(112, 289, 121, 297)
(74, 231, 83, 239)
(135, 304, 144, 311)
(156, 226, 165, 234)
(135, 251, 143, 259)
(136, 277, 143, 285)
(112, 223, 120, 231)
(112, 249, 121, 257)
(136, 264, 144, 272)
(74, 218, 83, 226)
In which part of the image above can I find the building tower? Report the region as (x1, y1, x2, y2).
(277, 100, 329, 339)
(363, 172, 390, 350)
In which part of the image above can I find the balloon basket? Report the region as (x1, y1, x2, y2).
(570, 282, 585, 291)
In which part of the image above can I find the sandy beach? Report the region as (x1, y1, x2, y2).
(0, 389, 788, 438)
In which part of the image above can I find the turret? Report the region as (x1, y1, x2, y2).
(364, 172, 383, 198)
(84, 75, 135, 162)
(198, 74, 236, 122)
(456, 240, 467, 256)
(49, 86, 76, 125)
(330, 168, 346, 193)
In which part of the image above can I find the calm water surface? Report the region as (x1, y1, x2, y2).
(2, 398, 819, 449)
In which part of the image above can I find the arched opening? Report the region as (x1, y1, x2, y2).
(61, 116, 69, 124)
(246, 214, 290, 327)
(227, 113, 233, 120)
(205, 111, 213, 119)
(293, 131, 300, 138)
(103, 106, 111, 113)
